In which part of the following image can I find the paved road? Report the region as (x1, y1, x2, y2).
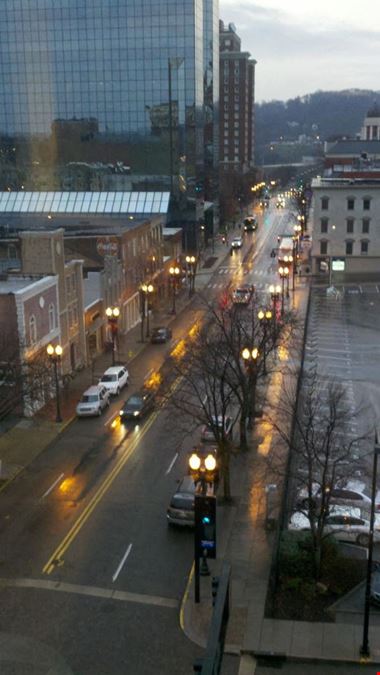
(0, 204, 289, 674)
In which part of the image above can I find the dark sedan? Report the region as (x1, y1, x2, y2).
(119, 389, 155, 421)
(150, 326, 172, 344)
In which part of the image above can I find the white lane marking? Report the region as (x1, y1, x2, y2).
(376, 285, 380, 293)
(112, 543, 133, 583)
(41, 473, 64, 499)
(104, 411, 118, 427)
(165, 452, 179, 475)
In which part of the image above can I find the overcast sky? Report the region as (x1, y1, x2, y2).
(220, 0, 380, 102)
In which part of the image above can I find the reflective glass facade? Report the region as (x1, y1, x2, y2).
(0, 0, 219, 247)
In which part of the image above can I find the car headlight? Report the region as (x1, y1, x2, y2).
(133, 410, 140, 417)
(119, 410, 124, 416)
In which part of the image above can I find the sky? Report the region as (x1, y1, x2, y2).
(220, 0, 380, 103)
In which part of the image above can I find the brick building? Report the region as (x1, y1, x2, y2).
(0, 274, 60, 416)
(219, 21, 257, 174)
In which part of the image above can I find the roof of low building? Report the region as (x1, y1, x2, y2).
(326, 140, 380, 156)
(0, 191, 170, 215)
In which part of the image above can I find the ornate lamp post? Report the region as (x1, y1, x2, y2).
(188, 448, 218, 603)
(258, 309, 272, 375)
(169, 265, 180, 314)
(105, 306, 120, 365)
(241, 346, 259, 429)
(140, 282, 154, 341)
(185, 255, 197, 297)
(278, 266, 289, 315)
(360, 439, 380, 661)
(46, 343, 63, 423)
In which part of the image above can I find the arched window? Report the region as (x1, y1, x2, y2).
(48, 303, 55, 331)
(29, 314, 37, 345)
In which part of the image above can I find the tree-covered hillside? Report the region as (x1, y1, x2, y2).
(256, 89, 380, 145)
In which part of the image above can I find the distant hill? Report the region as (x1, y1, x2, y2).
(255, 89, 380, 151)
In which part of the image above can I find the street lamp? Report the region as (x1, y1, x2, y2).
(169, 265, 180, 314)
(105, 306, 120, 365)
(269, 284, 281, 337)
(188, 448, 218, 603)
(185, 255, 197, 296)
(140, 282, 154, 341)
(278, 266, 289, 314)
(360, 439, 380, 661)
(258, 309, 272, 375)
(46, 343, 63, 423)
(241, 346, 259, 429)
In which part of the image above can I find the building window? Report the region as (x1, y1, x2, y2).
(29, 314, 37, 345)
(321, 197, 329, 210)
(320, 240, 328, 255)
(347, 197, 355, 210)
(362, 218, 370, 234)
(346, 240, 354, 255)
(361, 240, 369, 254)
(346, 218, 354, 234)
(320, 218, 328, 233)
(48, 303, 55, 331)
(363, 197, 371, 210)
(8, 244, 17, 259)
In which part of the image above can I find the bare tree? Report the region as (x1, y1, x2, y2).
(0, 334, 52, 419)
(164, 295, 294, 497)
(267, 366, 372, 578)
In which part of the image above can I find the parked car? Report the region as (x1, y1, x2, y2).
(296, 480, 377, 513)
(231, 236, 243, 249)
(99, 365, 129, 395)
(200, 415, 233, 443)
(167, 475, 215, 527)
(119, 389, 155, 422)
(76, 385, 110, 417)
(150, 326, 172, 344)
(289, 505, 380, 546)
(167, 475, 196, 527)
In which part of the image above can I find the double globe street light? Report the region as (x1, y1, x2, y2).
(241, 346, 259, 429)
(140, 282, 154, 341)
(185, 255, 197, 297)
(278, 266, 289, 315)
(46, 343, 63, 423)
(106, 306, 120, 366)
(257, 309, 273, 375)
(169, 265, 180, 314)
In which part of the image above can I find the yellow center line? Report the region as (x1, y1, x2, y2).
(42, 409, 159, 575)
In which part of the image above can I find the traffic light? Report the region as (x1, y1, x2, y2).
(195, 494, 217, 559)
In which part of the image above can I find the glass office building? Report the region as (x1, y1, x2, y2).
(0, 0, 219, 247)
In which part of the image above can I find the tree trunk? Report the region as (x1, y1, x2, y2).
(239, 413, 248, 450)
(221, 450, 231, 501)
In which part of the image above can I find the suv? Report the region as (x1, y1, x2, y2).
(167, 476, 196, 527)
(99, 365, 129, 395)
(76, 385, 110, 417)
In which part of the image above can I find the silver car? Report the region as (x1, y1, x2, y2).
(167, 476, 196, 527)
(76, 385, 110, 417)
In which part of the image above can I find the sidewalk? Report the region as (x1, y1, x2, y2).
(180, 282, 380, 672)
(0, 229, 237, 491)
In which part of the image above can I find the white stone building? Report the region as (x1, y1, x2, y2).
(311, 177, 380, 278)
